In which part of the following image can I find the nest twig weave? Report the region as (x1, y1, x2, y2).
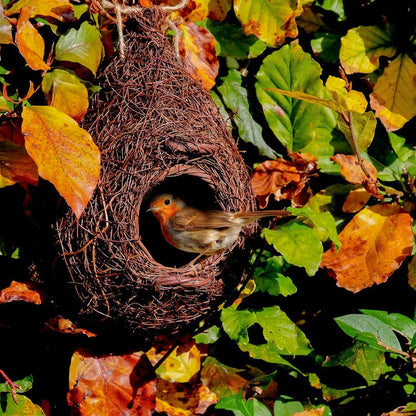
(56, 7, 256, 334)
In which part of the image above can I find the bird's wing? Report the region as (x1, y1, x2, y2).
(168, 207, 236, 231)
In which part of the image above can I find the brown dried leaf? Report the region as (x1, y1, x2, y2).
(321, 204, 413, 292)
(251, 154, 317, 208)
(179, 22, 219, 91)
(293, 407, 326, 416)
(68, 349, 156, 416)
(156, 379, 217, 416)
(43, 316, 96, 337)
(331, 154, 383, 199)
(0, 281, 45, 304)
(342, 186, 371, 213)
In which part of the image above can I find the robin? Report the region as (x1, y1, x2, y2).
(148, 193, 291, 258)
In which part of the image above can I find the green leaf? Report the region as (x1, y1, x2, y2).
(0, 375, 33, 393)
(337, 111, 377, 152)
(234, 0, 302, 47)
(311, 31, 342, 64)
(0, 393, 45, 416)
(340, 25, 397, 74)
(218, 69, 277, 158)
(200, 19, 266, 59)
(360, 309, 416, 341)
(389, 132, 416, 176)
(287, 206, 341, 248)
(221, 306, 312, 360)
(335, 314, 403, 352)
(306, 183, 354, 213)
(273, 399, 304, 416)
(216, 394, 272, 416)
(194, 325, 221, 344)
(262, 222, 323, 276)
(255, 43, 343, 157)
(254, 259, 297, 297)
(55, 21, 103, 76)
(316, 0, 345, 20)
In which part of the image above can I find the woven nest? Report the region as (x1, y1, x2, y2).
(56, 7, 256, 335)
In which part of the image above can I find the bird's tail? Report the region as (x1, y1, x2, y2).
(234, 210, 291, 225)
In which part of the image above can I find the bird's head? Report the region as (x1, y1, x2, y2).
(147, 193, 186, 224)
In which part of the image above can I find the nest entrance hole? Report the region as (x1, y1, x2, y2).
(139, 174, 219, 267)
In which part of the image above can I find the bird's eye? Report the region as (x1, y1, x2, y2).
(164, 199, 171, 205)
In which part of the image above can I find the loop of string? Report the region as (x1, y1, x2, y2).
(100, 0, 188, 60)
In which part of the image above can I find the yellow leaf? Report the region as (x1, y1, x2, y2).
(234, 0, 303, 47)
(42, 69, 89, 122)
(22, 106, 100, 218)
(326, 76, 368, 113)
(15, 7, 50, 71)
(5, 0, 73, 21)
(179, 22, 218, 91)
(175, 0, 231, 22)
(321, 204, 413, 292)
(0, 3, 13, 44)
(370, 54, 416, 131)
(340, 25, 396, 74)
(151, 343, 201, 383)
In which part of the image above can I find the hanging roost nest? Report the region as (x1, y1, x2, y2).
(56, 7, 256, 335)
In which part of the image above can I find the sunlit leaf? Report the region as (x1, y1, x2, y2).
(5, 0, 73, 20)
(273, 399, 304, 416)
(315, 0, 345, 21)
(218, 69, 276, 158)
(360, 309, 416, 341)
(335, 314, 402, 351)
(0, 140, 38, 187)
(370, 54, 416, 131)
(342, 186, 371, 213)
(178, 0, 232, 22)
(0, 280, 44, 304)
(156, 379, 217, 416)
(337, 111, 377, 152)
(22, 106, 100, 219)
(194, 325, 221, 344)
(201, 19, 266, 59)
(234, 0, 303, 47)
(55, 21, 103, 76)
(42, 69, 89, 122)
(221, 305, 312, 359)
(321, 204, 414, 292)
(68, 349, 156, 415)
(293, 408, 326, 416)
(340, 25, 396, 74)
(0, 394, 45, 416)
(179, 22, 218, 90)
(15, 7, 50, 71)
(0, 375, 33, 394)
(263, 222, 323, 276)
(216, 393, 272, 416)
(201, 357, 247, 399)
(0, 3, 13, 44)
(255, 44, 342, 157)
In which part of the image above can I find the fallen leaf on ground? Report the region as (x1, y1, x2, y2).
(321, 204, 413, 292)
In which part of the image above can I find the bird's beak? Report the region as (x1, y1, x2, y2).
(147, 206, 158, 213)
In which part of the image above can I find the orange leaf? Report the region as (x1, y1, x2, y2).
(22, 106, 100, 218)
(0, 281, 44, 304)
(251, 155, 317, 208)
(176, 0, 232, 22)
(156, 379, 217, 416)
(179, 22, 218, 91)
(293, 407, 326, 416)
(0, 140, 38, 187)
(68, 349, 156, 415)
(43, 316, 97, 337)
(331, 154, 383, 199)
(15, 7, 50, 71)
(5, 0, 73, 21)
(342, 186, 371, 213)
(321, 204, 413, 292)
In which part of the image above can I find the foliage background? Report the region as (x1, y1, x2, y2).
(1, 0, 416, 415)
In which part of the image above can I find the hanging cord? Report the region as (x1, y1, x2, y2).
(99, 0, 188, 60)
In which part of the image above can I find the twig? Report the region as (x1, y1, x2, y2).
(0, 369, 21, 405)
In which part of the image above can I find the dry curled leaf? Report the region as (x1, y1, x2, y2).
(0, 281, 45, 304)
(321, 204, 413, 292)
(43, 316, 96, 337)
(332, 154, 383, 199)
(251, 152, 317, 208)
